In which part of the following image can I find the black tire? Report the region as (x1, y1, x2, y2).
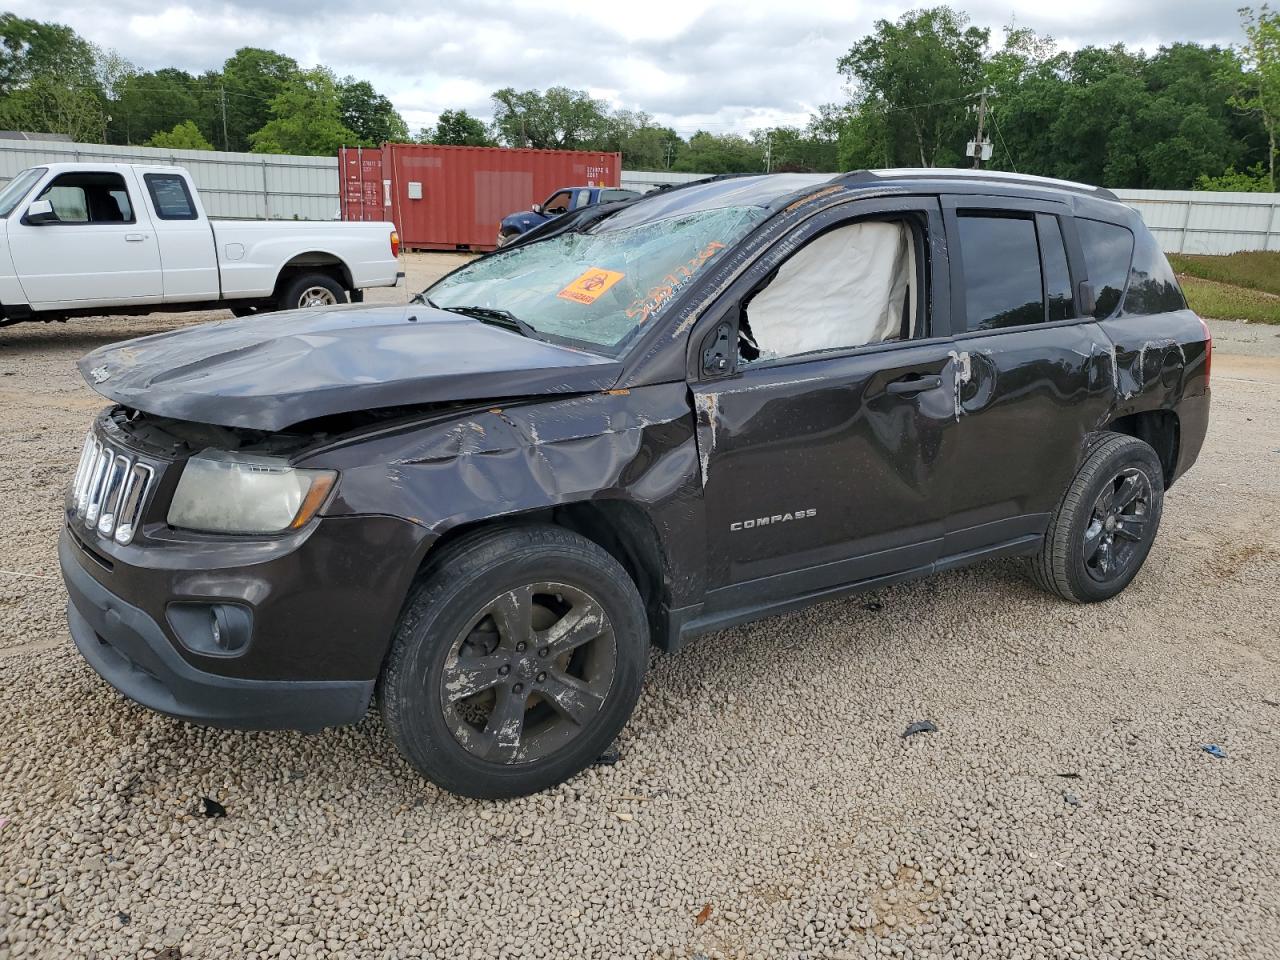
(496, 230, 518, 248)
(379, 525, 648, 799)
(1031, 432, 1165, 603)
(276, 272, 347, 311)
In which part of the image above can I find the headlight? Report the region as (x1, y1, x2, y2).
(167, 450, 337, 535)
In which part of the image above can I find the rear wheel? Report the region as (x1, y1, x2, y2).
(277, 272, 347, 311)
(1031, 433, 1165, 602)
(379, 525, 648, 798)
(496, 230, 518, 248)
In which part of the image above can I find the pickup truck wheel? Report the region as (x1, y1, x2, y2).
(278, 272, 347, 311)
(496, 230, 518, 248)
(1031, 433, 1165, 603)
(379, 525, 648, 799)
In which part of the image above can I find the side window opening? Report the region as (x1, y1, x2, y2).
(1077, 218, 1134, 320)
(144, 173, 198, 220)
(738, 218, 920, 364)
(543, 191, 572, 215)
(35, 172, 134, 224)
(956, 214, 1043, 331)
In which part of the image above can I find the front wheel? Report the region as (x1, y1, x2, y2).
(379, 525, 648, 798)
(277, 272, 347, 311)
(1030, 433, 1165, 603)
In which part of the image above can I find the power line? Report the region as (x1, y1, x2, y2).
(989, 106, 1019, 173)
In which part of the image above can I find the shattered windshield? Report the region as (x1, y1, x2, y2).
(425, 205, 768, 351)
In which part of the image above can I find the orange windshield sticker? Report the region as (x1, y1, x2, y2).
(557, 267, 625, 305)
(625, 240, 727, 324)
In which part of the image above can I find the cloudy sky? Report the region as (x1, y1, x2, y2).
(12, 0, 1245, 136)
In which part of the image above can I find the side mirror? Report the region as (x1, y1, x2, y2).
(531, 203, 543, 215)
(24, 198, 58, 225)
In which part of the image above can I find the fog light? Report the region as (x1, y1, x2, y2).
(167, 602, 253, 656)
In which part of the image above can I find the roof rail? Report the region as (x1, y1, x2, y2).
(841, 168, 1119, 201)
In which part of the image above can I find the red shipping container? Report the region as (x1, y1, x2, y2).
(339, 144, 621, 252)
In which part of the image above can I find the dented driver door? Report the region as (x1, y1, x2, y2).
(689, 196, 961, 616)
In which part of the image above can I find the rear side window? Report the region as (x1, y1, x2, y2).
(145, 174, 197, 220)
(957, 215, 1044, 331)
(1123, 228, 1186, 315)
(1078, 219, 1134, 319)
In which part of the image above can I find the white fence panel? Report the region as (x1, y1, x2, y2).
(1111, 189, 1280, 255)
(0, 139, 339, 220)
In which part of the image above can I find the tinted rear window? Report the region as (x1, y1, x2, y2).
(1078, 219, 1133, 319)
(1123, 227, 1186, 315)
(957, 215, 1044, 331)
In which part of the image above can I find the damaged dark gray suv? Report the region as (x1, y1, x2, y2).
(61, 170, 1211, 798)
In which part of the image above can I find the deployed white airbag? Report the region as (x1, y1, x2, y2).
(747, 221, 913, 359)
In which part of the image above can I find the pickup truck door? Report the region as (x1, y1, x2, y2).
(9, 169, 162, 308)
(690, 197, 960, 614)
(137, 171, 220, 302)
(938, 195, 1114, 559)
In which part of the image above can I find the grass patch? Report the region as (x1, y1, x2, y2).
(1169, 251, 1280, 297)
(1178, 275, 1280, 324)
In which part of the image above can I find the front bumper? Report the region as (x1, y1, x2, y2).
(61, 529, 373, 732)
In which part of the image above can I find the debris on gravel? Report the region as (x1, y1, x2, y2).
(2, 258, 1279, 959)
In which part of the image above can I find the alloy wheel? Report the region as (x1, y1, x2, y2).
(1083, 466, 1153, 582)
(439, 582, 616, 764)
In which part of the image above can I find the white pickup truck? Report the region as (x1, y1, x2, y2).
(0, 162, 402, 326)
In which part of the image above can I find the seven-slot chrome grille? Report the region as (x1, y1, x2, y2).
(69, 430, 155, 546)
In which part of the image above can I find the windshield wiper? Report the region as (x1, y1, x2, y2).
(438, 304, 539, 339)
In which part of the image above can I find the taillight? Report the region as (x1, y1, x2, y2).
(1198, 316, 1212, 384)
(390, 230, 400, 258)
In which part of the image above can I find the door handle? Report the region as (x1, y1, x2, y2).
(124, 233, 147, 242)
(886, 374, 943, 396)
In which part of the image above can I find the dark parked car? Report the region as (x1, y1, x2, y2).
(61, 170, 1210, 798)
(497, 185, 641, 246)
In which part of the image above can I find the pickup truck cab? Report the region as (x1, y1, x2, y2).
(497, 185, 640, 246)
(0, 162, 402, 326)
(61, 170, 1210, 799)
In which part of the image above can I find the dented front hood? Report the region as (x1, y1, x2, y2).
(78, 304, 622, 431)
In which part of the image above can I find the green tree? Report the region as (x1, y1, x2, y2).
(837, 7, 989, 167)
(220, 47, 298, 150)
(672, 131, 763, 173)
(338, 77, 408, 144)
(490, 86, 611, 149)
(1235, 5, 1280, 189)
(0, 13, 106, 140)
(0, 13, 97, 95)
(146, 119, 214, 150)
(422, 108, 493, 146)
(602, 110, 682, 169)
(109, 68, 210, 145)
(1196, 162, 1273, 190)
(249, 67, 356, 155)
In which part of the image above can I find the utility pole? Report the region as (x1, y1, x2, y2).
(219, 86, 229, 151)
(968, 88, 993, 169)
(765, 130, 773, 173)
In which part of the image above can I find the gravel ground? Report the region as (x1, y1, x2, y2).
(2, 257, 1278, 959)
